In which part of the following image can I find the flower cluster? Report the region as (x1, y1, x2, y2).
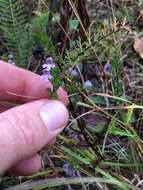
(40, 56, 55, 82)
(63, 161, 77, 177)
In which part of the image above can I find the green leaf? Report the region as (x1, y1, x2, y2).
(108, 119, 135, 138)
(60, 146, 93, 165)
(90, 96, 106, 105)
(69, 19, 79, 31)
(125, 105, 134, 125)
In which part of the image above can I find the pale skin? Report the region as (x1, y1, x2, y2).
(0, 61, 69, 176)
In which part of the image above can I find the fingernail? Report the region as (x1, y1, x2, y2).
(40, 101, 68, 133)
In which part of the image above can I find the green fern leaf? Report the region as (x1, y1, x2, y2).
(0, 0, 32, 67)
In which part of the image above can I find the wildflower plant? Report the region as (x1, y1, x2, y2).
(41, 56, 61, 98)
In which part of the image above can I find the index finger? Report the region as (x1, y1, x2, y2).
(0, 61, 68, 104)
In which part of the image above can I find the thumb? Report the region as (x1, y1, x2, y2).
(0, 100, 69, 173)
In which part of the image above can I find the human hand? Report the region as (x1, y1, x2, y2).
(0, 62, 69, 176)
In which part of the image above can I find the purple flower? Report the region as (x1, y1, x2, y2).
(45, 57, 55, 68)
(8, 59, 15, 65)
(104, 63, 111, 72)
(68, 68, 78, 77)
(41, 56, 55, 82)
(42, 59, 55, 72)
(63, 161, 77, 177)
(40, 72, 52, 82)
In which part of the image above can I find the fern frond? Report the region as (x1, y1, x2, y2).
(0, 0, 32, 67)
(32, 12, 56, 56)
